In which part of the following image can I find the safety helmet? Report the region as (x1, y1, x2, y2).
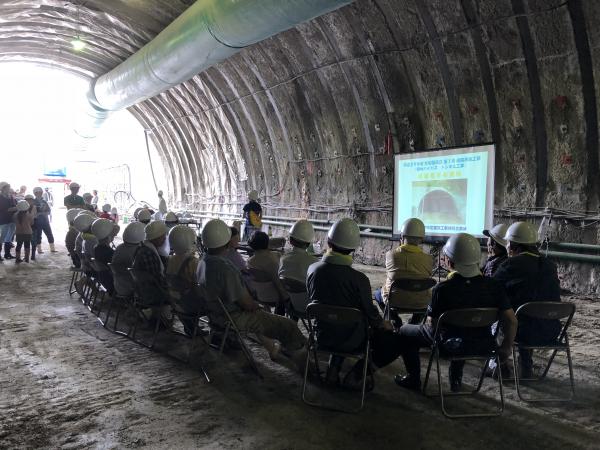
(66, 208, 83, 224)
(91, 218, 115, 240)
(401, 218, 426, 239)
(33, 187, 43, 195)
(248, 190, 259, 201)
(102, 203, 111, 213)
(443, 233, 482, 278)
(145, 220, 168, 241)
(111, 207, 118, 215)
(24, 194, 34, 200)
(289, 219, 314, 244)
(73, 212, 95, 232)
(327, 218, 361, 251)
(504, 221, 538, 245)
(483, 223, 508, 248)
(201, 219, 232, 249)
(138, 209, 152, 223)
(169, 225, 197, 254)
(165, 211, 178, 224)
(133, 207, 143, 219)
(69, 182, 80, 189)
(123, 222, 145, 244)
(16, 200, 30, 211)
(82, 192, 93, 201)
(0, 181, 8, 190)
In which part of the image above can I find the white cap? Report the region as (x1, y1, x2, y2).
(66, 208, 83, 224)
(91, 218, 115, 240)
(138, 209, 152, 223)
(169, 225, 197, 254)
(289, 219, 314, 244)
(83, 192, 93, 201)
(123, 222, 145, 244)
(0, 182, 8, 190)
(165, 211, 178, 223)
(443, 233, 481, 278)
(111, 207, 118, 214)
(33, 187, 43, 195)
(248, 190, 259, 201)
(16, 200, 30, 211)
(69, 182, 80, 189)
(73, 213, 95, 232)
(102, 203, 111, 213)
(201, 219, 232, 249)
(401, 218, 426, 239)
(327, 218, 361, 251)
(145, 220, 168, 241)
(504, 221, 538, 245)
(483, 223, 508, 248)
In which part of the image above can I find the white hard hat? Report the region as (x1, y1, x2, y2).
(33, 187, 43, 195)
(0, 181, 8, 190)
(24, 194, 34, 200)
(133, 207, 143, 219)
(66, 208, 83, 224)
(401, 218, 426, 239)
(82, 192, 93, 200)
(73, 212, 95, 232)
(138, 209, 152, 223)
(102, 203, 111, 213)
(16, 200, 30, 211)
(483, 223, 508, 248)
(145, 220, 168, 241)
(91, 218, 114, 240)
(111, 207, 118, 214)
(69, 182, 80, 189)
(327, 218, 361, 251)
(248, 190, 259, 201)
(201, 219, 232, 249)
(165, 211, 178, 223)
(443, 233, 482, 278)
(504, 221, 538, 245)
(169, 225, 197, 254)
(289, 219, 314, 244)
(123, 222, 145, 244)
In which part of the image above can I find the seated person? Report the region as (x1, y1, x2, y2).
(395, 233, 517, 392)
(82, 192, 97, 213)
(278, 219, 318, 283)
(112, 222, 145, 297)
(166, 225, 204, 335)
(65, 208, 83, 268)
(197, 219, 307, 367)
(307, 218, 401, 389)
(99, 204, 113, 221)
(137, 208, 152, 225)
(73, 212, 96, 277)
(493, 221, 561, 378)
(247, 231, 289, 315)
(91, 219, 119, 295)
(376, 217, 433, 325)
(482, 223, 508, 277)
(224, 226, 247, 272)
(132, 221, 170, 308)
(164, 211, 179, 229)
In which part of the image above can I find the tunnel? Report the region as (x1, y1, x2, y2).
(0, 1, 599, 448)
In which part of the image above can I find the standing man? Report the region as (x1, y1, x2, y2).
(242, 190, 262, 240)
(32, 187, 57, 254)
(0, 182, 18, 261)
(157, 190, 168, 220)
(91, 190, 99, 208)
(64, 182, 85, 210)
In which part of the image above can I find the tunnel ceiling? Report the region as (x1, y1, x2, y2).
(2, 0, 600, 223)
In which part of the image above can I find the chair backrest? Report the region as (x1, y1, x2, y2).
(268, 237, 286, 251)
(247, 267, 280, 304)
(128, 267, 165, 304)
(89, 257, 109, 273)
(280, 277, 308, 313)
(515, 302, 575, 321)
(306, 302, 367, 329)
(390, 278, 436, 292)
(109, 262, 134, 296)
(437, 308, 499, 329)
(248, 267, 273, 282)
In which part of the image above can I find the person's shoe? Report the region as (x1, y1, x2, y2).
(49, 243, 57, 253)
(449, 366, 462, 393)
(4, 243, 14, 259)
(37, 244, 44, 254)
(394, 374, 421, 391)
(15, 258, 23, 264)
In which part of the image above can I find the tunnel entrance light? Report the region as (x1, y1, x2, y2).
(71, 36, 86, 51)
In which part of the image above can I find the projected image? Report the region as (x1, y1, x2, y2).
(411, 179, 467, 225)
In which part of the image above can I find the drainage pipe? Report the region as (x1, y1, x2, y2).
(83, 0, 354, 134)
(543, 250, 600, 264)
(547, 242, 600, 253)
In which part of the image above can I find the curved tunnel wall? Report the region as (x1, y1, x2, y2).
(1, 0, 600, 277)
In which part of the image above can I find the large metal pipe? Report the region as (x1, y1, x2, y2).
(83, 0, 353, 133)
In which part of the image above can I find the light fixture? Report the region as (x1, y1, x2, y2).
(71, 36, 86, 51)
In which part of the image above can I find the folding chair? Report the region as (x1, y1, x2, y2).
(247, 267, 281, 309)
(422, 308, 503, 418)
(78, 253, 96, 306)
(69, 265, 83, 296)
(384, 278, 436, 323)
(279, 277, 310, 330)
(301, 302, 371, 413)
(512, 302, 576, 402)
(128, 268, 171, 349)
(105, 263, 136, 334)
(89, 258, 111, 321)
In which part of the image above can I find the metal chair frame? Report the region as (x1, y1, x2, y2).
(512, 301, 576, 402)
(384, 278, 436, 322)
(422, 307, 504, 418)
(105, 263, 136, 335)
(301, 302, 371, 413)
(279, 277, 310, 331)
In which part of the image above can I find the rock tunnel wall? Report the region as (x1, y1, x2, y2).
(1, 0, 599, 291)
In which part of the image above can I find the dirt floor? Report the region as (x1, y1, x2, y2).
(1, 230, 599, 449)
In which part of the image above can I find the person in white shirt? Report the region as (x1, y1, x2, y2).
(278, 219, 317, 283)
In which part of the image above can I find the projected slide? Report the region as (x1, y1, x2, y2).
(393, 144, 495, 238)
